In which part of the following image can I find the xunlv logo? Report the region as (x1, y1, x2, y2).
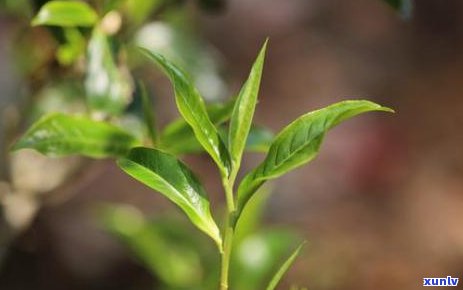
(423, 276, 459, 287)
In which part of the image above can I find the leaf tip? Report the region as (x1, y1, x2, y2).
(137, 46, 150, 55)
(371, 102, 395, 113)
(297, 240, 308, 250)
(263, 37, 269, 46)
(138, 46, 164, 60)
(30, 18, 40, 26)
(137, 46, 161, 63)
(138, 47, 172, 77)
(115, 157, 125, 167)
(260, 37, 269, 56)
(355, 100, 395, 114)
(380, 106, 395, 113)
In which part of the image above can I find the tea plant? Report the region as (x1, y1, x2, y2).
(13, 43, 393, 289)
(101, 185, 300, 290)
(11, 3, 394, 289)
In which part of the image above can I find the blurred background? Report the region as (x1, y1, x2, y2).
(1, 0, 463, 289)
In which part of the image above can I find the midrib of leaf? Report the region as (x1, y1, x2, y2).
(174, 83, 215, 146)
(121, 158, 220, 246)
(229, 41, 267, 172)
(260, 127, 322, 178)
(259, 104, 382, 177)
(165, 56, 227, 173)
(123, 160, 198, 214)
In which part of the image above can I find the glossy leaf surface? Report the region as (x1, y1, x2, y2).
(229, 40, 267, 173)
(117, 147, 222, 247)
(237, 100, 393, 217)
(12, 113, 138, 158)
(161, 124, 273, 155)
(266, 242, 305, 290)
(141, 48, 231, 177)
(32, 1, 98, 27)
(160, 100, 235, 154)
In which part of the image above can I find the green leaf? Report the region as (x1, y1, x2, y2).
(266, 242, 305, 290)
(117, 147, 222, 248)
(245, 126, 274, 153)
(141, 48, 231, 176)
(32, 1, 98, 27)
(100, 205, 204, 287)
(233, 186, 271, 246)
(204, 99, 237, 125)
(11, 113, 139, 158)
(102, 0, 126, 13)
(85, 28, 132, 115)
(161, 124, 273, 156)
(56, 28, 85, 66)
(137, 81, 157, 145)
(236, 100, 393, 219)
(160, 99, 235, 154)
(229, 40, 267, 175)
(161, 132, 204, 155)
(125, 0, 163, 25)
(231, 229, 300, 290)
(159, 98, 271, 155)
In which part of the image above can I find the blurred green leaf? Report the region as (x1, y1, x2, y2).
(114, 113, 147, 141)
(266, 242, 305, 290)
(161, 132, 204, 155)
(1, 0, 33, 17)
(135, 18, 228, 101)
(101, 205, 204, 288)
(85, 28, 132, 115)
(141, 48, 231, 177)
(233, 186, 271, 246)
(12, 113, 139, 158)
(231, 230, 300, 290)
(161, 124, 273, 156)
(204, 100, 237, 125)
(117, 147, 222, 248)
(32, 81, 86, 119)
(103, 0, 126, 13)
(245, 126, 274, 153)
(137, 81, 158, 145)
(229, 40, 267, 175)
(236, 100, 394, 220)
(56, 28, 85, 66)
(125, 0, 163, 25)
(32, 1, 98, 27)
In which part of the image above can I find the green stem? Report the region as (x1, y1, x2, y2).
(223, 176, 235, 213)
(220, 174, 237, 290)
(220, 225, 234, 290)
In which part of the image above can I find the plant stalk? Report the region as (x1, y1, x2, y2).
(220, 225, 234, 290)
(220, 175, 236, 290)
